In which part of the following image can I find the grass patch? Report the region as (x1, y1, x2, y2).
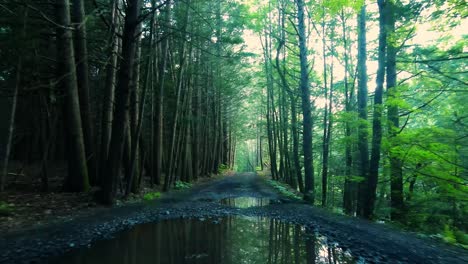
(0, 201, 14, 216)
(441, 225, 468, 248)
(267, 179, 301, 200)
(175, 181, 192, 190)
(218, 164, 232, 175)
(143, 192, 161, 201)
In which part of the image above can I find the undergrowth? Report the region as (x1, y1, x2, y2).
(0, 201, 14, 216)
(266, 179, 301, 200)
(143, 192, 161, 201)
(174, 181, 192, 190)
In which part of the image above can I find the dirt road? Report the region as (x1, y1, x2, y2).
(1, 173, 467, 263)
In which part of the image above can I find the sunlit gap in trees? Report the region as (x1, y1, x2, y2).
(242, 2, 467, 110)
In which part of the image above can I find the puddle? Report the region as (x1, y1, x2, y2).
(52, 216, 362, 264)
(220, 196, 271, 208)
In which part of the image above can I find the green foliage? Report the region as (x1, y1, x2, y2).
(322, 0, 365, 14)
(143, 192, 161, 201)
(441, 225, 468, 247)
(0, 201, 13, 216)
(219, 164, 230, 174)
(443, 225, 458, 244)
(174, 181, 192, 190)
(454, 230, 468, 246)
(267, 180, 301, 200)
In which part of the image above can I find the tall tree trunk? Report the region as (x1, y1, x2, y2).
(386, 1, 404, 221)
(194, 48, 202, 178)
(342, 8, 355, 215)
(101, 0, 141, 204)
(262, 30, 278, 180)
(1, 8, 28, 192)
(366, 0, 387, 219)
(322, 53, 334, 208)
(165, 14, 189, 189)
(155, 0, 171, 186)
(99, 0, 119, 185)
(355, 5, 370, 216)
(274, 15, 295, 187)
(72, 0, 97, 185)
(184, 72, 194, 182)
(126, 31, 142, 195)
(57, 0, 89, 192)
(291, 96, 303, 192)
(320, 16, 330, 207)
(297, 0, 315, 203)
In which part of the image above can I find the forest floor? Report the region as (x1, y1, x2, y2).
(1, 172, 467, 263)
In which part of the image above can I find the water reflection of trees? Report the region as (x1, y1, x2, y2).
(264, 219, 355, 264)
(55, 217, 356, 264)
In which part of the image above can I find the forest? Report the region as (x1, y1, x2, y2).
(0, 0, 467, 261)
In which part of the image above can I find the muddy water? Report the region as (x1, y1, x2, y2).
(220, 196, 270, 208)
(53, 216, 361, 264)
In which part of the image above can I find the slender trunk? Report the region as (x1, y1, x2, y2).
(322, 52, 334, 208)
(321, 17, 329, 207)
(366, 0, 387, 219)
(386, 1, 404, 221)
(274, 9, 294, 187)
(155, 0, 171, 186)
(39, 87, 58, 192)
(101, 0, 141, 204)
(165, 15, 189, 189)
(1, 8, 28, 192)
(262, 31, 278, 180)
(291, 96, 303, 192)
(297, 0, 315, 203)
(194, 49, 202, 178)
(99, 0, 119, 184)
(72, 0, 96, 185)
(126, 30, 142, 195)
(57, 0, 90, 192)
(185, 72, 194, 182)
(355, 6, 370, 216)
(407, 174, 417, 201)
(342, 8, 355, 215)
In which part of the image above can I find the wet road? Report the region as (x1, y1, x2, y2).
(1, 173, 467, 264)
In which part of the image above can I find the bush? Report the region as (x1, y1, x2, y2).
(267, 180, 301, 200)
(443, 225, 457, 244)
(454, 229, 468, 246)
(218, 164, 230, 174)
(0, 201, 13, 216)
(175, 181, 192, 190)
(143, 192, 161, 201)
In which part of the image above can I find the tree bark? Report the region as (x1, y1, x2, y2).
(99, 0, 119, 184)
(366, 0, 387, 219)
(126, 30, 142, 195)
(386, 1, 404, 221)
(72, 0, 97, 185)
(342, 8, 355, 215)
(57, 0, 89, 192)
(1, 8, 28, 192)
(320, 17, 333, 207)
(297, 0, 315, 203)
(101, 0, 141, 204)
(155, 0, 171, 186)
(356, 5, 370, 216)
